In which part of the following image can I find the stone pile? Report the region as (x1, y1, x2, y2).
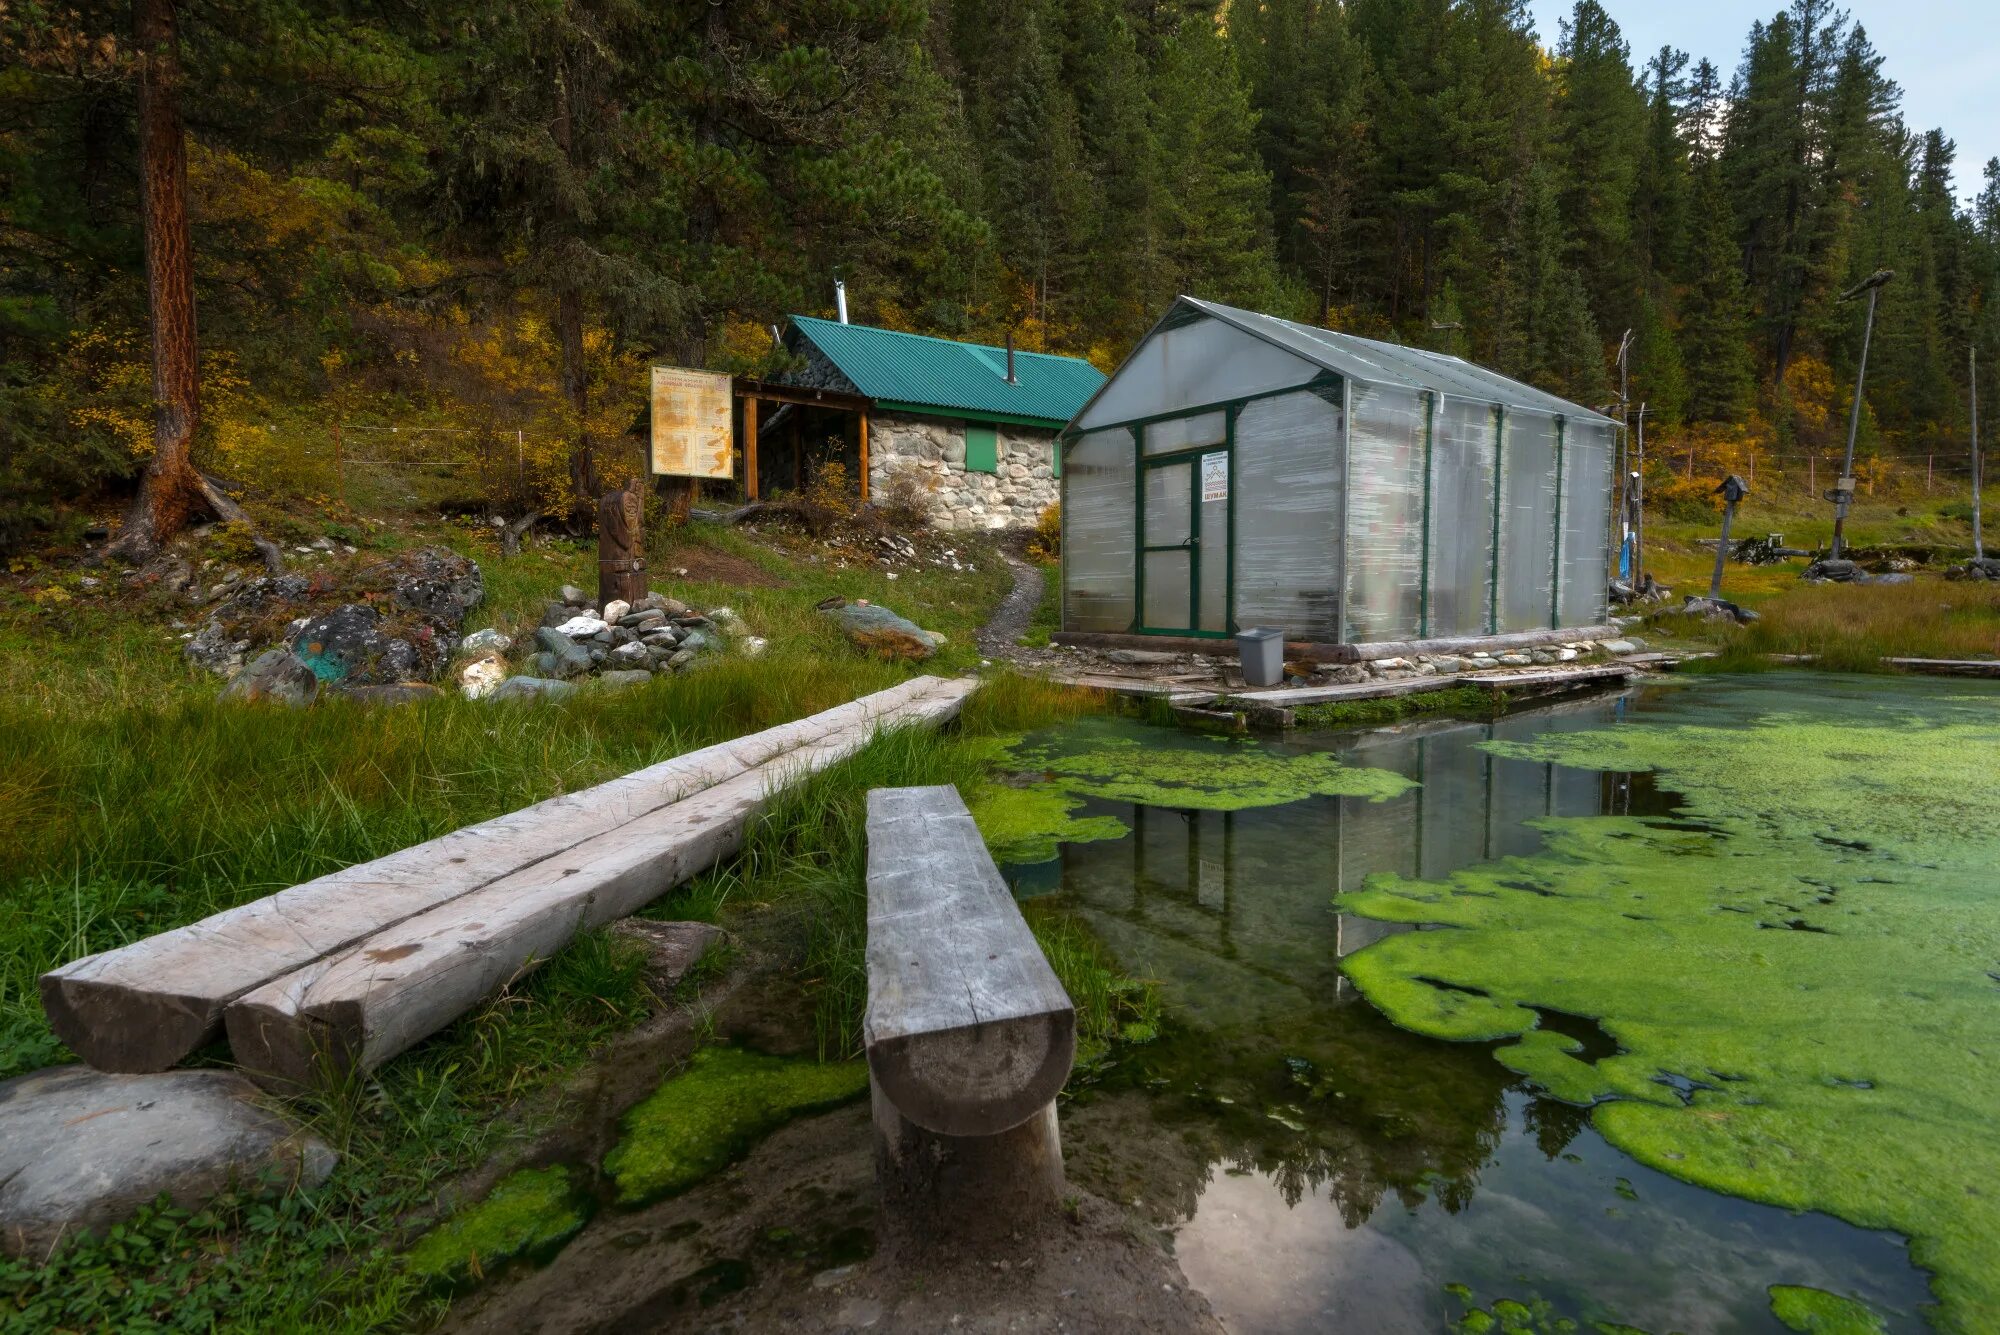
(1945, 556, 2000, 582)
(1068, 636, 1647, 688)
(1801, 557, 1914, 587)
(196, 547, 485, 705)
(461, 584, 766, 701)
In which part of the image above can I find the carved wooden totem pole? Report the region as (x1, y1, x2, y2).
(597, 477, 648, 608)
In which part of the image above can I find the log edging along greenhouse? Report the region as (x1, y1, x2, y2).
(1056, 296, 1621, 650)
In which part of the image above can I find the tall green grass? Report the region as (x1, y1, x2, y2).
(0, 656, 898, 1077)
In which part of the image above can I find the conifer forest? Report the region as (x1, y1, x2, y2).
(3, 0, 1995, 544)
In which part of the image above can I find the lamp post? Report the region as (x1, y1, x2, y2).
(1710, 474, 1749, 600)
(1830, 269, 1894, 559)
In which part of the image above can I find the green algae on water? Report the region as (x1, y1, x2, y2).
(1006, 717, 1416, 812)
(1769, 1285, 1888, 1334)
(604, 1046, 867, 1207)
(404, 1164, 587, 1288)
(968, 781, 1129, 865)
(1338, 674, 2000, 1331)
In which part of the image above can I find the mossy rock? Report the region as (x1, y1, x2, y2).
(404, 1165, 588, 1290)
(603, 1047, 868, 1208)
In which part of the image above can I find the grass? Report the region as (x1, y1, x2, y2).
(1020, 557, 1062, 648)
(0, 923, 655, 1332)
(0, 507, 1046, 1329)
(649, 672, 1147, 1063)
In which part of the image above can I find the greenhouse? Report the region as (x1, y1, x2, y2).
(1059, 297, 1621, 647)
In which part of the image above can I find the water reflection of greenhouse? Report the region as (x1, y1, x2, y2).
(1033, 698, 1640, 1024)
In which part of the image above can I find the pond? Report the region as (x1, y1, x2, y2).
(992, 674, 2000, 1333)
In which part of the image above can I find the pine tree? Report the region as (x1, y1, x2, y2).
(1149, 14, 1279, 308)
(1550, 1, 1645, 333)
(1680, 163, 1757, 422)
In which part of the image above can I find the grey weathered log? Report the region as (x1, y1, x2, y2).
(226, 683, 976, 1089)
(43, 676, 960, 1072)
(863, 786, 1075, 1140)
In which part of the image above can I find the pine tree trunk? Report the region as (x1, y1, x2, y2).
(114, 0, 207, 558)
(559, 284, 595, 514)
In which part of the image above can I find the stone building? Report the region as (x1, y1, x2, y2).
(768, 316, 1105, 531)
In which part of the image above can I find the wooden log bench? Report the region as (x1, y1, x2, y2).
(227, 684, 975, 1089)
(42, 675, 970, 1073)
(863, 785, 1075, 1236)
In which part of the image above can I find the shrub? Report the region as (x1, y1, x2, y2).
(1027, 502, 1060, 562)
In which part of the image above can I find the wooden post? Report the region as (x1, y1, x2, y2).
(859, 410, 871, 502)
(743, 396, 759, 501)
(597, 476, 647, 608)
(864, 786, 1075, 1241)
(792, 410, 804, 492)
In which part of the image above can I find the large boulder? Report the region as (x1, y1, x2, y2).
(384, 546, 483, 627)
(0, 1066, 335, 1258)
(820, 601, 943, 662)
(293, 603, 435, 684)
(218, 648, 319, 707)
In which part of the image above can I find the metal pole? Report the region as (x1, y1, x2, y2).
(1974, 345, 1984, 560)
(1634, 402, 1646, 588)
(1832, 280, 1886, 559)
(1709, 499, 1736, 599)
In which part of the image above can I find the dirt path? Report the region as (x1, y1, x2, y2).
(977, 551, 1046, 661)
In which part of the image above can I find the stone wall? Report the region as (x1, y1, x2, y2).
(867, 412, 1060, 531)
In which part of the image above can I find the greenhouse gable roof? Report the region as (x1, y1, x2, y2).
(786, 316, 1105, 428)
(1172, 297, 1619, 425)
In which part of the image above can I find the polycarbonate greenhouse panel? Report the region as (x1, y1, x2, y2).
(1426, 399, 1498, 637)
(1061, 427, 1136, 631)
(1230, 390, 1344, 641)
(1071, 315, 1321, 431)
(1559, 419, 1612, 627)
(1342, 384, 1427, 643)
(1144, 410, 1226, 456)
(1496, 412, 1559, 632)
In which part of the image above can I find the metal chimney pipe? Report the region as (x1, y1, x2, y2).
(1005, 330, 1016, 384)
(835, 279, 848, 324)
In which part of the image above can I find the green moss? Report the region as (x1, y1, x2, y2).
(1008, 716, 1417, 812)
(603, 1046, 868, 1207)
(1338, 674, 2000, 1331)
(1768, 1286, 1888, 1334)
(968, 781, 1129, 864)
(404, 1165, 587, 1288)
(1292, 684, 1500, 730)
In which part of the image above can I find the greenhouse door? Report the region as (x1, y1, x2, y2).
(1139, 452, 1229, 634)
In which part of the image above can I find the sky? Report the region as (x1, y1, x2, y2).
(1524, 0, 1999, 204)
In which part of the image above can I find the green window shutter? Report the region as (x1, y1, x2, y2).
(965, 424, 998, 473)
(1052, 437, 1062, 478)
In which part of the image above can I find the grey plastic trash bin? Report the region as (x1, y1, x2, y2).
(1236, 627, 1285, 688)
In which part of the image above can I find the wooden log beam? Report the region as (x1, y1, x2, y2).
(858, 410, 870, 502)
(863, 785, 1075, 1236)
(41, 677, 959, 1072)
(225, 681, 978, 1089)
(863, 786, 1074, 1139)
(743, 395, 759, 502)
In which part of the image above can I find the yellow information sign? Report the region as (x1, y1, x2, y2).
(649, 366, 734, 479)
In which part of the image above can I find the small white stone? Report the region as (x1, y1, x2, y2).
(556, 615, 608, 638)
(458, 654, 508, 700)
(740, 636, 768, 658)
(601, 599, 631, 623)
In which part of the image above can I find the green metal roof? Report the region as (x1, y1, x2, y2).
(787, 316, 1105, 428)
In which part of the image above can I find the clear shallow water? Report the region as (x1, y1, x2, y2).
(1005, 690, 1933, 1333)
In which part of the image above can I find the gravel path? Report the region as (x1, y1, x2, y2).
(976, 552, 1046, 660)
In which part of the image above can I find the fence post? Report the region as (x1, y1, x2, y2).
(1809, 453, 1816, 498)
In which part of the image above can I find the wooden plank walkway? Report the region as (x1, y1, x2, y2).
(43, 675, 972, 1073)
(1055, 660, 1644, 718)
